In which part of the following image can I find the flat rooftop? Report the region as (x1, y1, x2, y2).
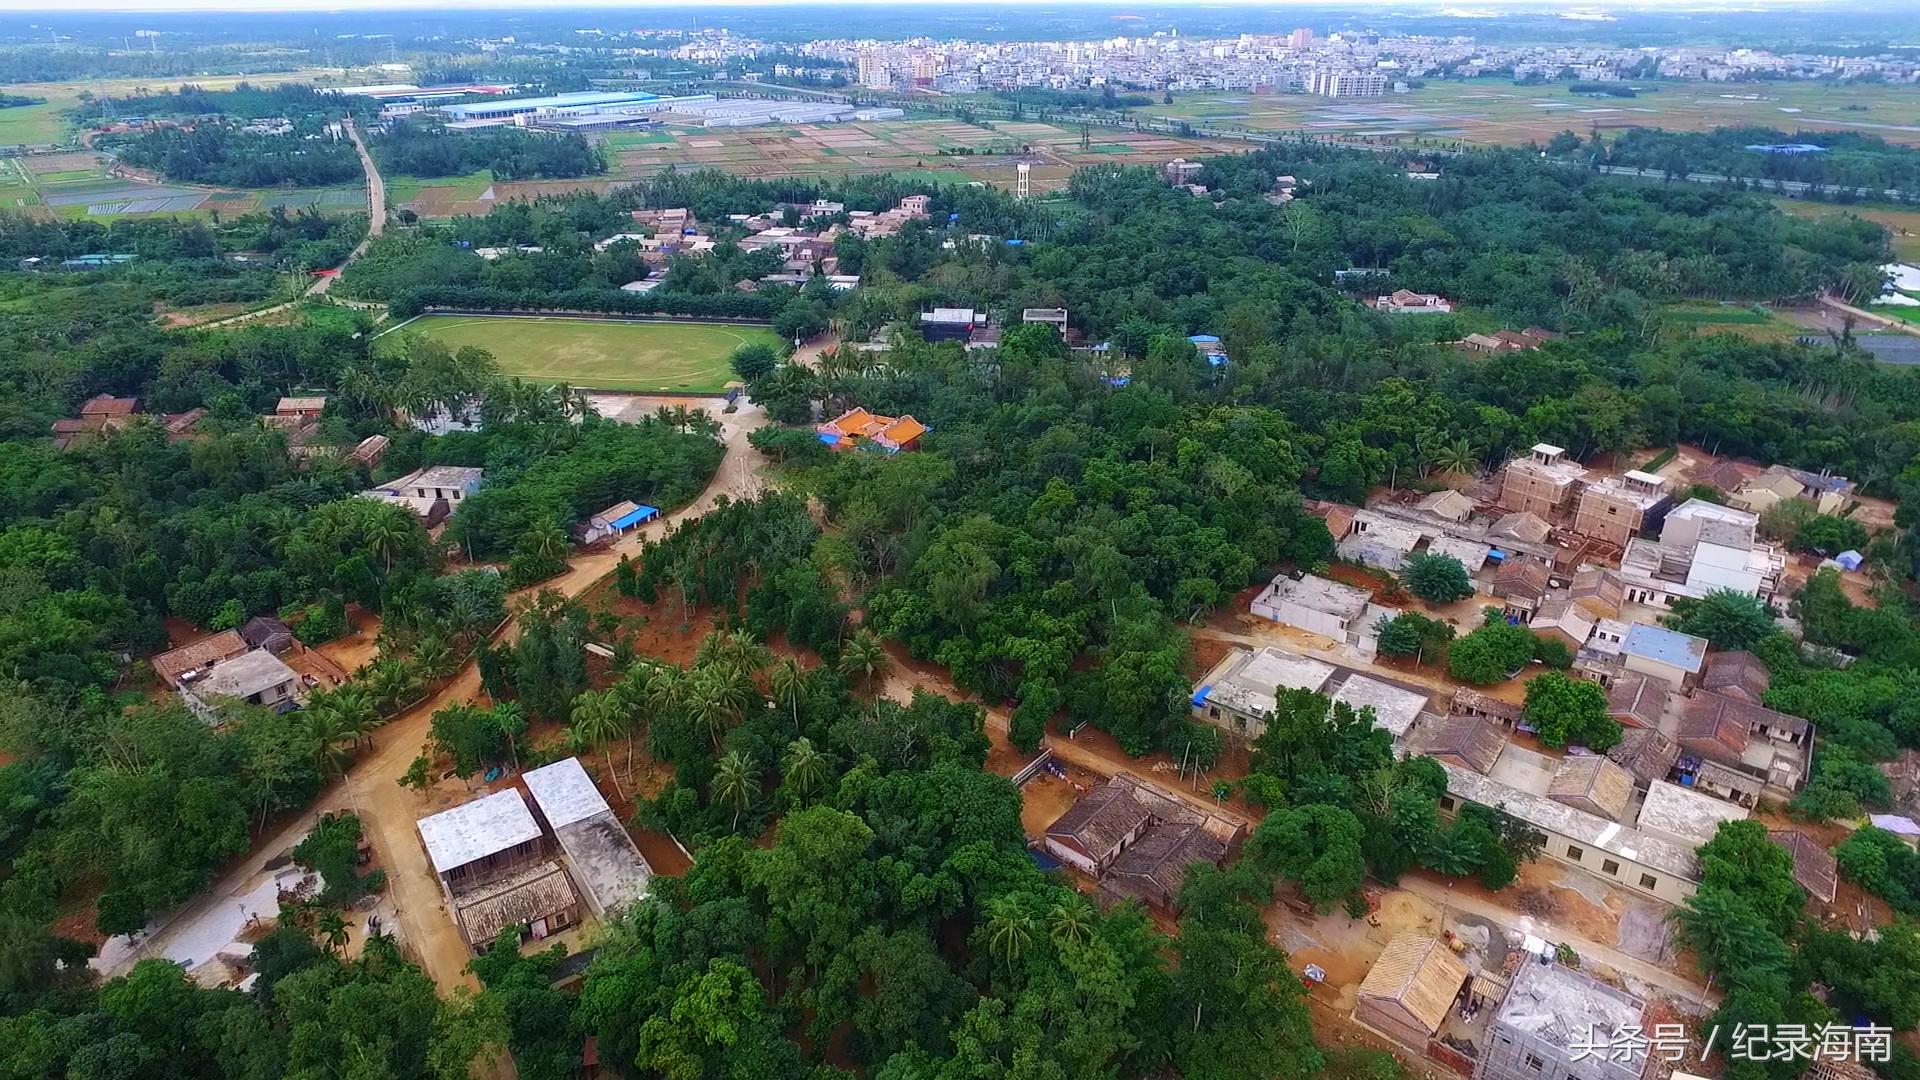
(1635, 779, 1748, 846)
(1268, 572, 1370, 618)
(1441, 761, 1700, 880)
(418, 789, 543, 875)
(1197, 647, 1336, 720)
(1498, 958, 1646, 1059)
(523, 757, 612, 830)
(1622, 623, 1708, 674)
(1331, 673, 1429, 739)
(194, 649, 296, 699)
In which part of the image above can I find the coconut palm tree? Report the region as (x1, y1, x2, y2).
(316, 909, 350, 955)
(525, 518, 569, 564)
(412, 636, 455, 681)
(361, 507, 413, 577)
(363, 657, 419, 713)
(718, 629, 771, 676)
(687, 663, 753, 750)
(837, 630, 888, 694)
(781, 737, 828, 803)
(1432, 437, 1481, 478)
(985, 898, 1035, 977)
(307, 708, 354, 777)
(769, 657, 804, 726)
(711, 750, 759, 831)
(1048, 900, 1093, 948)
(569, 690, 627, 801)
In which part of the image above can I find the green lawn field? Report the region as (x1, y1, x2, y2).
(391, 314, 777, 393)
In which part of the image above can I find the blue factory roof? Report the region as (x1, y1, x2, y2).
(610, 505, 659, 530)
(441, 90, 656, 118)
(1622, 622, 1708, 673)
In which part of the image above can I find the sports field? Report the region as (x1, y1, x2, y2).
(392, 314, 777, 393)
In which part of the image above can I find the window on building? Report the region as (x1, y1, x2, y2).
(1208, 706, 1219, 719)
(1439, 796, 1456, 812)
(1566, 845, 1583, 861)
(1602, 859, 1620, 876)
(1526, 1054, 1545, 1072)
(1640, 873, 1658, 890)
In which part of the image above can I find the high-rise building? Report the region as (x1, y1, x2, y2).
(1290, 27, 1315, 50)
(858, 52, 893, 91)
(1305, 69, 1388, 97)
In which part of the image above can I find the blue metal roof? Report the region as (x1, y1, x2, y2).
(1191, 685, 1212, 707)
(610, 505, 659, 530)
(1622, 623, 1707, 671)
(1187, 334, 1221, 344)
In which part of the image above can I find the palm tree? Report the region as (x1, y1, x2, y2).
(412, 636, 455, 681)
(526, 517, 568, 564)
(307, 708, 354, 776)
(687, 663, 753, 750)
(719, 629, 771, 676)
(985, 898, 1035, 977)
(1048, 901, 1093, 948)
(782, 737, 828, 803)
(769, 657, 805, 726)
(316, 909, 350, 955)
(364, 657, 419, 713)
(1432, 437, 1480, 478)
(328, 683, 381, 749)
(838, 630, 888, 694)
(361, 508, 412, 577)
(569, 690, 627, 801)
(711, 750, 759, 831)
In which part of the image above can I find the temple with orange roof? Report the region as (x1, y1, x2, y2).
(817, 407, 928, 454)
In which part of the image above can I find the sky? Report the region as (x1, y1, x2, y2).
(0, 0, 1845, 12)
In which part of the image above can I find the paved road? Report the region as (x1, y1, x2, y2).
(104, 398, 774, 990)
(194, 119, 385, 329)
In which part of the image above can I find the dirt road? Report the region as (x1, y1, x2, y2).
(195, 119, 384, 329)
(107, 401, 774, 990)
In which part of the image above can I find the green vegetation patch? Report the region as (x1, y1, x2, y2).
(390, 314, 779, 393)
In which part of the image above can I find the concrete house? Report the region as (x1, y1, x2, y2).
(1354, 934, 1469, 1049)
(151, 630, 249, 690)
(1338, 511, 1423, 572)
(576, 500, 659, 545)
(1499, 445, 1587, 522)
(1250, 572, 1372, 641)
(1191, 647, 1336, 739)
(523, 758, 654, 918)
(1574, 470, 1670, 549)
(182, 650, 301, 722)
(390, 465, 485, 505)
(1373, 290, 1453, 314)
(1620, 623, 1708, 690)
(1042, 774, 1237, 912)
(1636, 780, 1748, 849)
(275, 395, 328, 421)
(417, 789, 580, 951)
(1475, 961, 1650, 1080)
(1332, 674, 1431, 742)
(1438, 761, 1700, 903)
(1618, 500, 1785, 607)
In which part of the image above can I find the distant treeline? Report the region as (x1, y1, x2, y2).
(1568, 82, 1638, 97)
(1590, 126, 1920, 196)
(992, 86, 1156, 111)
(107, 120, 362, 188)
(388, 287, 780, 320)
(370, 117, 605, 181)
(0, 94, 45, 109)
(73, 82, 346, 123)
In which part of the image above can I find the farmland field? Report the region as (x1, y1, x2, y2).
(1132, 78, 1920, 149)
(1773, 199, 1920, 261)
(386, 314, 777, 393)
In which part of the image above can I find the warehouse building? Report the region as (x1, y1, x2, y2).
(439, 91, 658, 122)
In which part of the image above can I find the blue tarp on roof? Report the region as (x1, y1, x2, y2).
(1837, 549, 1865, 571)
(1205, 351, 1230, 367)
(611, 505, 659, 530)
(1192, 685, 1212, 707)
(819, 432, 841, 445)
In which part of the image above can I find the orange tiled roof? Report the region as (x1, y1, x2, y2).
(879, 415, 926, 446)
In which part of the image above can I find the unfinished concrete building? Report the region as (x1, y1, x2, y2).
(1499, 444, 1587, 522)
(1574, 470, 1671, 549)
(1477, 961, 1650, 1080)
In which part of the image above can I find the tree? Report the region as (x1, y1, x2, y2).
(569, 689, 627, 801)
(1666, 589, 1778, 651)
(781, 737, 829, 803)
(1447, 622, 1538, 685)
(729, 342, 779, 383)
(1521, 672, 1622, 750)
(1247, 803, 1367, 911)
(984, 897, 1036, 977)
(686, 663, 753, 750)
(711, 750, 760, 831)
(768, 657, 804, 726)
(1401, 552, 1475, 604)
(315, 909, 350, 955)
(1375, 611, 1454, 664)
(839, 629, 888, 693)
